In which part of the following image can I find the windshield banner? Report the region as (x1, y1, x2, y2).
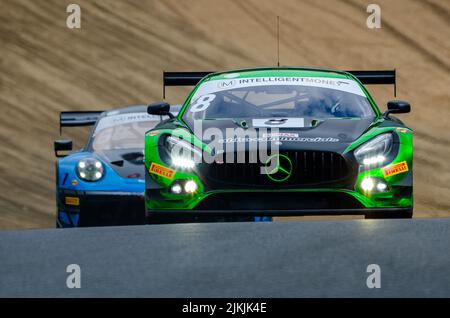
(192, 77, 366, 98)
(94, 113, 161, 133)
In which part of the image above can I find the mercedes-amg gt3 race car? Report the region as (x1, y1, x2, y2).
(55, 105, 179, 227)
(144, 67, 413, 222)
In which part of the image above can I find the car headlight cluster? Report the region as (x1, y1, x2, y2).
(170, 180, 198, 194)
(77, 158, 104, 181)
(164, 136, 202, 169)
(354, 133, 394, 168)
(360, 177, 389, 193)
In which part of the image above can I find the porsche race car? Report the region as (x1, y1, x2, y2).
(55, 104, 180, 227)
(144, 67, 413, 222)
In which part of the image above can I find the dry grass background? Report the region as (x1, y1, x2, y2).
(0, 0, 449, 229)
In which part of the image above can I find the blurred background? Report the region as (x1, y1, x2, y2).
(0, 0, 449, 229)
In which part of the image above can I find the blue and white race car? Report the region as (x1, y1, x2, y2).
(55, 105, 180, 227)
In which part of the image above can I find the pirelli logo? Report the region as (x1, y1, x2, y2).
(382, 161, 409, 178)
(149, 162, 175, 180)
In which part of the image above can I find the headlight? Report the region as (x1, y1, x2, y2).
(354, 133, 394, 168)
(77, 158, 104, 181)
(360, 177, 389, 193)
(164, 136, 202, 169)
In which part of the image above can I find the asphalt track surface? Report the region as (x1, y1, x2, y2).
(1, 0, 450, 229)
(1, 218, 450, 297)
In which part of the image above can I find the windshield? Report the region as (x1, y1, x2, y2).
(183, 76, 374, 122)
(91, 112, 161, 152)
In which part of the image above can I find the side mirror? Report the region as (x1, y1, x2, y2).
(147, 102, 174, 118)
(54, 139, 72, 157)
(383, 100, 411, 118)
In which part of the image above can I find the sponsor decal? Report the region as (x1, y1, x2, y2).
(149, 162, 175, 179)
(65, 196, 80, 206)
(217, 80, 236, 89)
(219, 136, 339, 143)
(382, 161, 409, 177)
(95, 112, 162, 133)
(191, 76, 366, 99)
(252, 118, 305, 128)
(262, 132, 299, 138)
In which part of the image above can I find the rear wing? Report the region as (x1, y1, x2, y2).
(348, 70, 396, 96)
(163, 69, 396, 96)
(59, 111, 104, 134)
(163, 72, 211, 98)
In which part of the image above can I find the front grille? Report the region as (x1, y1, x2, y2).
(194, 192, 363, 210)
(197, 150, 352, 189)
(77, 195, 145, 227)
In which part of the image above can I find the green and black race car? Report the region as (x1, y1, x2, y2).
(144, 67, 413, 222)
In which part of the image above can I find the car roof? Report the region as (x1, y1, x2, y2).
(103, 104, 181, 117)
(205, 67, 353, 82)
(103, 104, 148, 116)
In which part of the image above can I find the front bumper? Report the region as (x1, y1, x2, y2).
(57, 190, 145, 227)
(145, 187, 413, 221)
(146, 207, 413, 219)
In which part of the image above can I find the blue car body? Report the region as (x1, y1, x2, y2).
(56, 151, 146, 227)
(55, 105, 178, 227)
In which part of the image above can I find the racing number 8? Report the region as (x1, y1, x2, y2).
(190, 94, 216, 113)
